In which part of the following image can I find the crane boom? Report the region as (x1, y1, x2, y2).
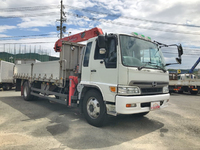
(54, 27, 103, 52)
(188, 57, 200, 73)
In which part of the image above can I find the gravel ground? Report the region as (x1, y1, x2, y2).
(0, 90, 199, 150)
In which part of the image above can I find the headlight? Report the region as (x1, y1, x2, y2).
(163, 86, 169, 93)
(118, 86, 141, 95)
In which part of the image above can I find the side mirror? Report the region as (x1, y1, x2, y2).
(176, 44, 183, 64)
(98, 35, 106, 48)
(99, 48, 106, 54)
(176, 58, 181, 64)
(177, 44, 183, 57)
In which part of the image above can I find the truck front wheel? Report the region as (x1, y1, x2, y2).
(23, 81, 34, 101)
(83, 90, 107, 127)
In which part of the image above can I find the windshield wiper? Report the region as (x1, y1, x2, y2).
(138, 62, 167, 72)
(138, 62, 155, 70)
(154, 65, 167, 72)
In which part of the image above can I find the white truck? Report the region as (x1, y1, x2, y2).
(0, 60, 15, 90)
(169, 58, 200, 95)
(169, 73, 200, 94)
(14, 27, 183, 126)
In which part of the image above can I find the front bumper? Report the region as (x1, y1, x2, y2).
(116, 93, 170, 114)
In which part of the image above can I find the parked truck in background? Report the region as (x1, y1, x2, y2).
(14, 27, 183, 126)
(0, 60, 15, 90)
(169, 58, 200, 95)
(169, 73, 200, 94)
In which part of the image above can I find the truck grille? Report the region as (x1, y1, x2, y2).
(141, 88, 162, 95)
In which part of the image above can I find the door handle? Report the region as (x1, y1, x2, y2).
(91, 69, 96, 72)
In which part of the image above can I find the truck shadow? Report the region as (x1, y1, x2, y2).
(1, 96, 164, 149)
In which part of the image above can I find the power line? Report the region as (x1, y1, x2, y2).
(0, 5, 58, 12)
(0, 12, 59, 19)
(0, 36, 57, 41)
(0, 33, 57, 39)
(0, 42, 55, 45)
(1, 4, 200, 29)
(65, 5, 200, 28)
(66, 12, 200, 36)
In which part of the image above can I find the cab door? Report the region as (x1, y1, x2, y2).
(90, 37, 118, 101)
(81, 42, 92, 82)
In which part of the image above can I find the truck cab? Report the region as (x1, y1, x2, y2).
(79, 33, 170, 126)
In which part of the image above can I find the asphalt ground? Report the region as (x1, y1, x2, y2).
(0, 90, 200, 150)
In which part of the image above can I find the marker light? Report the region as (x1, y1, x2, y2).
(145, 36, 151, 41)
(110, 86, 117, 93)
(147, 37, 151, 40)
(131, 32, 139, 37)
(126, 103, 137, 107)
(141, 34, 145, 38)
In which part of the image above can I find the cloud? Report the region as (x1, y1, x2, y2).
(27, 28, 40, 32)
(0, 34, 11, 37)
(0, 25, 16, 33)
(17, 15, 57, 29)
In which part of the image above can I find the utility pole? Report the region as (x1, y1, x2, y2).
(60, 0, 63, 39)
(56, 0, 66, 39)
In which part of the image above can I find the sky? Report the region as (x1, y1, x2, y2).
(0, 0, 200, 70)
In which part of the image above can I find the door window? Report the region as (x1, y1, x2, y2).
(83, 42, 92, 67)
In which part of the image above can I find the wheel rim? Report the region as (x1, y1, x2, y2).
(87, 97, 100, 119)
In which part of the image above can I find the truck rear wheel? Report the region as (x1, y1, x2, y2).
(2, 84, 9, 91)
(23, 81, 34, 101)
(83, 90, 107, 127)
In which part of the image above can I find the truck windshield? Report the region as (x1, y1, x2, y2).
(120, 35, 166, 70)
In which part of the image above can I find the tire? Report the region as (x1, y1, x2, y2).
(83, 89, 107, 127)
(23, 81, 34, 101)
(2, 84, 9, 91)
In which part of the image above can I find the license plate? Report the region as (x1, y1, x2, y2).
(151, 102, 160, 111)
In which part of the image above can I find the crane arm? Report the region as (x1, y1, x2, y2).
(54, 27, 103, 52)
(188, 57, 200, 73)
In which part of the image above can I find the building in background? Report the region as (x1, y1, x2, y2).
(0, 52, 59, 63)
